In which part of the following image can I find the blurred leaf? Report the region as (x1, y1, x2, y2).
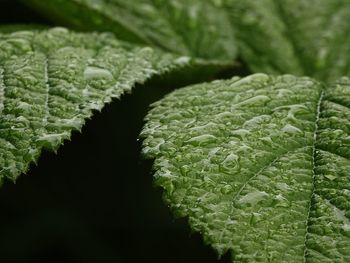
(22, 0, 237, 61)
(225, 0, 350, 81)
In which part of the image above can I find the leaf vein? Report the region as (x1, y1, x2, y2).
(303, 90, 324, 262)
(217, 145, 311, 245)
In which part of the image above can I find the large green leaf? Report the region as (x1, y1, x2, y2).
(22, 0, 237, 61)
(0, 27, 216, 184)
(141, 74, 350, 262)
(225, 0, 350, 81)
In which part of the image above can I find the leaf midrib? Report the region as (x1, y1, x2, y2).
(303, 90, 324, 261)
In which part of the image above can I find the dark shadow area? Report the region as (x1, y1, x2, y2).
(0, 1, 251, 262)
(0, 0, 52, 25)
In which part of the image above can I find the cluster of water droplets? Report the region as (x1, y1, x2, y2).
(141, 73, 328, 261)
(0, 28, 186, 182)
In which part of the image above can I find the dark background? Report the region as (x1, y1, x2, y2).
(0, 1, 247, 262)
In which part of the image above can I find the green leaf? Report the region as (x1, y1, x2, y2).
(0, 27, 212, 184)
(141, 74, 350, 262)
(225, 0, 350, 81)
(22, 0, 237, 61)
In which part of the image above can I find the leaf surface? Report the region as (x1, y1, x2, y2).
(22, 0, 237, 61)
(225, 0, 350, 81)
(141, 74, 350, 262)
(0, 27, 204, 183)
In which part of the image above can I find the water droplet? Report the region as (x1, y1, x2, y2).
(223, 153, 239, 163)
(36, 132, 67, 149)
(216, 111, 234, 118)
(220, 184, 233, 194)
(231, 129, 250, 140)
(238, 191, 269, 206)
(84, 66, 113, 80)
(275, 182, 291, 191)
(174, 56, 191, 65)
(231, 74, 269, 88)
(233, 95, 271, 109)
(274, 194, 290, 208)
(186, 134, 216, 146)
(243, 115, 270, 128)
(282, 124, 303, 134)
(324, 174, 337, 181)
